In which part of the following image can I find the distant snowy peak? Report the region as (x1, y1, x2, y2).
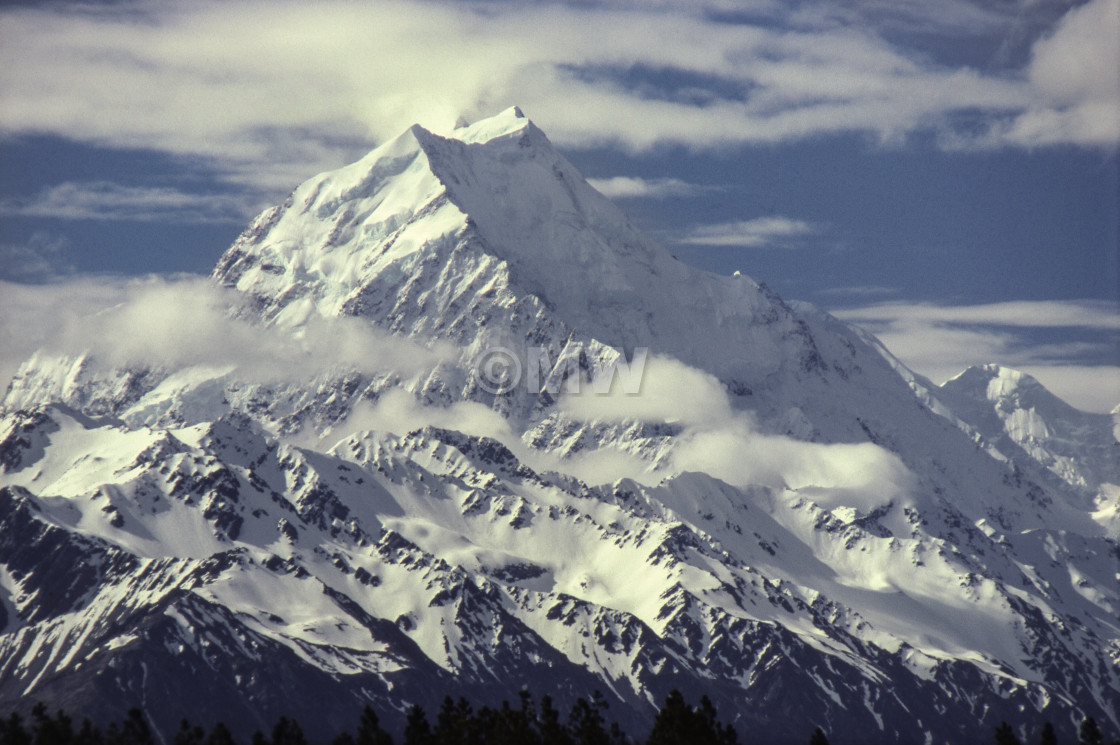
(939, 364, 1109, 441)
(939, 364, 1120, 509)
(945, 364, 1080, 416)
(212, 107, 821, 386)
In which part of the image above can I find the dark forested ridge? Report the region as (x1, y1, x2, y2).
(3, 692, 1117, 745)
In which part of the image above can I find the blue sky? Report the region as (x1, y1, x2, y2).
(0, 0, 1117, 411)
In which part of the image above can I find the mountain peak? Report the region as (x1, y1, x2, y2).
(937, 363, 1120, 510)
(211, 108, 816, 386)
(454, 106, 531, 145)
(294, 107, 536, 216)
(944, 364, 1052, 407)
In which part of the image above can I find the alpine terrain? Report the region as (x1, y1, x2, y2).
(1, 107, 1117, 744)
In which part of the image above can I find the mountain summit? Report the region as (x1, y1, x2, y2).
(1, 109, 1117, 744)
(212, 106, 817, 397)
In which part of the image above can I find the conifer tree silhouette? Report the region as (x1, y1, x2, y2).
(1080, 717, 1103, 745)
(995, 721, 1021, 745)
(205, 723, 236, 745)
(403, 705, 431, 745)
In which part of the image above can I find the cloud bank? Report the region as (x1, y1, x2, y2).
(306, 351, 914, 506)
(0, 0, 1114, 193)
(557, 353, 915, 506)
(0, 276, 449, 395)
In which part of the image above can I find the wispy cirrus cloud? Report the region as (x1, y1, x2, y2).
(681, 216, 817, 247)
(838, 299, 1120, 330)
(0, 182, 253, 224)
(834, 299, 1120, 413)
(0, 0, 1114, 193)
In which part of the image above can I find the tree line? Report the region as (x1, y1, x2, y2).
(2, 690, 1116, 745)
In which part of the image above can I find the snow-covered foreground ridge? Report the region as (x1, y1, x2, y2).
(1, 107, 1117, 744)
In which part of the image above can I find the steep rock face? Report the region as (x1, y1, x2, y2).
(0, 109, 1117, 744)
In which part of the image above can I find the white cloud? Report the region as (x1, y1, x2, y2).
(0, 276, 450, 395)
(1004, 364, 1120, 414)
(0, 0, 1111, 196)
(585, 176, 712, 199)
(559, 355, 733, 427)
(834, 299, 1120, 413)
(1005, 0, 1120, 148)
(314, 349, 915, 504)
(0, 274, 653, 487)
(681, 216, 817, 247)
(555, 351, 915, 505)
(937, 0, 1120, 150)
(0, 182, 253, 223)
(1028, 0, 1120, 107)
(787, 0, 1017, 38)
(670, 419, 915, 508)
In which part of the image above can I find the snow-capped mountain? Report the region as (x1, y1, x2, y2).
(937, 364, 1119, 530)
(1, 108, 1117, 744)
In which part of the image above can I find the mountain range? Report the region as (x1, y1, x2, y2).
(1, 107, 1116, 744)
